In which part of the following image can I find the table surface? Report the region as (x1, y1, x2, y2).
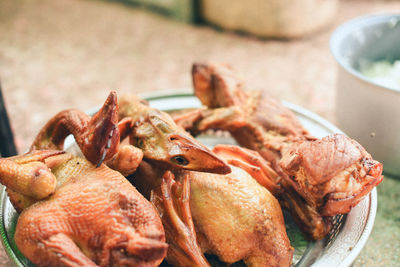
(0, 0, 399, 266)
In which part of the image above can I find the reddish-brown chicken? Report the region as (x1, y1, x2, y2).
(174, 63, 384, 240)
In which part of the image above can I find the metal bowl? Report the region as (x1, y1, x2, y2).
(0, 91, 377, 267)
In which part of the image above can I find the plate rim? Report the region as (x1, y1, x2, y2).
(0, 89, 377, 267)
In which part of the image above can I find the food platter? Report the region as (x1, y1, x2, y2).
(0, 90, 377, 267)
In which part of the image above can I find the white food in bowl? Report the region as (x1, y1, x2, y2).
(359, 59, 400, 90)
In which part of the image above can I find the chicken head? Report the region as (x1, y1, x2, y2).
(118, 94, 230, 175)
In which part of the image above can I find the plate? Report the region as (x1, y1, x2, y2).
(0, 90, 377, 267)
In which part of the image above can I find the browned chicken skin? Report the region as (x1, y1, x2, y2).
(189, 147, 293, 267)
(173, 63, 384, 240)
(151, 171, 211, 267)
(31, 91, 121, 167)
(4, 92, 126, 213)
(280, 133, 383, 217)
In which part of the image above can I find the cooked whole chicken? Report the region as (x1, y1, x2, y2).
(150, 145, 293, 267)
(0, 92, 168, 266)
(173, 63, 384, 240)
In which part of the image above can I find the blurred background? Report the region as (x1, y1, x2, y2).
(0, 0, 399, 266)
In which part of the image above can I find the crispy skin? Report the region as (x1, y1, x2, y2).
(174, 62, 384, 240)
(14, 156, 167, 267)
(117, 93, 294, 265)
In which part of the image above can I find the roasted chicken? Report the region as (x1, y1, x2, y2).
(150, 145, 293, 267)
(0, 92, 168, 266)
(173, 63, 384, 240)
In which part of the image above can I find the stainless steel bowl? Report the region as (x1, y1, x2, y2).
(0, 91, 377, 266)
(330, 14, 400, 176)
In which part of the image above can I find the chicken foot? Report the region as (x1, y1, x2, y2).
(151, 171, 209, 267)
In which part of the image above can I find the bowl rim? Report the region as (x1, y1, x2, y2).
(330, 13, 400, 94)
